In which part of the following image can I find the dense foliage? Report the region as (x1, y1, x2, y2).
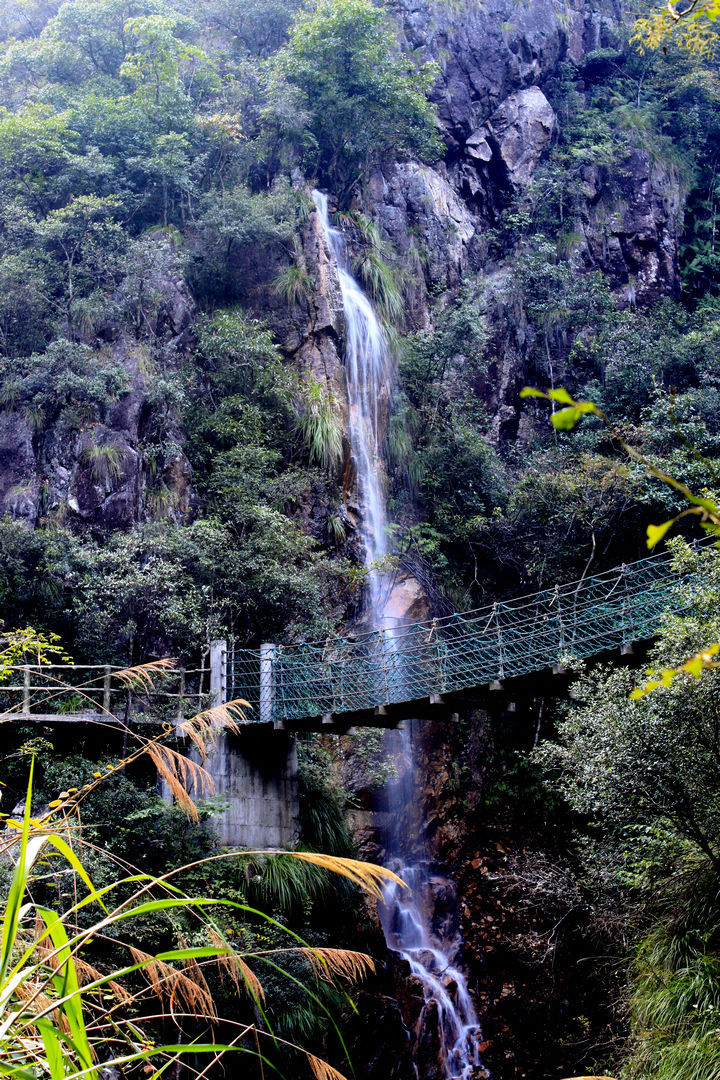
(4, 0, 720, 1075)
(0, 0, 429, 660)
(536, 542, 720, 1080)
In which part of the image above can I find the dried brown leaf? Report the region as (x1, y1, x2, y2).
(113, 659, 176, 690)
(178, 700, 250, 762)
(307, 1054, 348, 1080)
(147, 743, 214, 820)
(289, 852, 406, 900)
(209, 928, 265, 1004)
(300, 948, 374, 984)
(129, 947, 216, 1017)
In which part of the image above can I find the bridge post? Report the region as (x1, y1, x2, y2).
(209, 640, 227, 706)
(22, 666, 30, 714)
(555, 584, 566, 658)
(493, 604, 505, 680)
(260, 643, 276, 724)
(103, 665, 112, 714)
(620, 563, 636, 643)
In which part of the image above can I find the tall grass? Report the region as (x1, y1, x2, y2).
(354, 247, 405, 324)
(81, 442, 125, 485)
(274, 263, 314, 306)
(295, 374, 344, 471)
(0, 638, 405, 1080)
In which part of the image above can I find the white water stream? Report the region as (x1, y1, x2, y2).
(313, 190, 485, 1079)
(312, 190, 391, 615)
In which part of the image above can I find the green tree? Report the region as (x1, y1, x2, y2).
(536, 541, 720, 1080)
(120, 12, 216, 106)
(36, 194, 126, 339)
(275, 0, 441, 191)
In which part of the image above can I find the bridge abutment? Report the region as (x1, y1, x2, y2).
(201, 639, 299, 849)
(204, 729, 300, 850)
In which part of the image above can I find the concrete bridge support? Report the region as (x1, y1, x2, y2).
(204, 727, 300, 850)
(204, 640, 300, 849)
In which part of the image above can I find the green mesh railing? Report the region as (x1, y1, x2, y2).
(228, 545, 704, 724)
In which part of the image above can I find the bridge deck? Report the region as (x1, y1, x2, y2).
(3, 546, 707, 731)
(229, 546, 703, 727)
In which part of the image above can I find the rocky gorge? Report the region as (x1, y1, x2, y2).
(0, 0, 716, 1076)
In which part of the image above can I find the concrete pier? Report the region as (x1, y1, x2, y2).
(204, 728, 300, 849)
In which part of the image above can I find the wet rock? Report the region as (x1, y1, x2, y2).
(346, 989, 419, 1080)
(367, 162, 476, 302)
(414, 997, 445, 1080)
(0, 413, 37, 521)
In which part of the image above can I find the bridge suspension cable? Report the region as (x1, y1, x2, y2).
(228, 542, 710, 725)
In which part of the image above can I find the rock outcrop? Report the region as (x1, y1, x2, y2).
(579, 148, 685, 301)
(1, 238, 196, 530)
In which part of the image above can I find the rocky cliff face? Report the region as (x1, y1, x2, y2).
(355, 0, 686, 441)
(0, 235, 196, 531)
(0, 0, 686, 541)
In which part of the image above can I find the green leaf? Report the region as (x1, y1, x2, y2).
(519, 386, 547, 399)
(36, 835, 105, 913)
(37, 1018, 70, 1080)
(154, 946, 233, 961)
(1, 760, 34, 983)
(551, 406, 583, 430)
(35, 907, 95, 1076)
(685, 492, 720, 514)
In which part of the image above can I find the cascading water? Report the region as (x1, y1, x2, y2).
(313, 190, 486, 1079)
(312, 190, 391, 616)
(381, 864, 485, 1080)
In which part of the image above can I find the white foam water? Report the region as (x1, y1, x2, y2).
(312, 189, 392, 616)
(380, 860, 485, 1079)
(312, 189, 485, 1080)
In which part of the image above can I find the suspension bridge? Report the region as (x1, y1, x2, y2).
(228, 543, 706, 729)
(2, 542, 709, 849)
(1, 543, 708, 731)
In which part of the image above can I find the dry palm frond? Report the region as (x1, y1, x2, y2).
(177, 700, 250, 762)
(307, 1054, 348, 1080)
(147, 743, 214, 821)
(104, 980, 132, 1005)
(289, 853, 406, 900)
(34, 923, 103, 987)
(129, 948, 216, 1018)
(14, 981, 60, 1021)
(176, 939, 213, 1012)
(112, 659, 176, 690)
(208, 929, 265, 1004)
(300, 948, 374, 985)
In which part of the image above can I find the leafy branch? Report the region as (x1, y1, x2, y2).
(522, 386, 720, 696)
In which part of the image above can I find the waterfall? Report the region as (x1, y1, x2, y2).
(380, 862, 485, 1080)
(312, 190, 391, 616)
(312, 190, 486, 1080)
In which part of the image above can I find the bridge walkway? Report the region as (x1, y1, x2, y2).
(228, 545, 703, 730)
(2, 544, 706, 731)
